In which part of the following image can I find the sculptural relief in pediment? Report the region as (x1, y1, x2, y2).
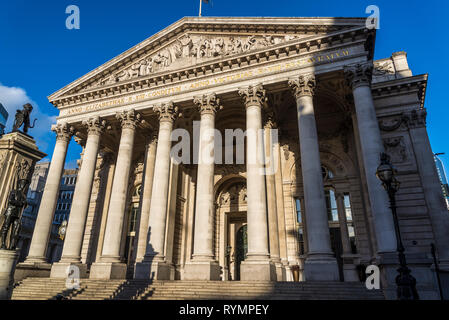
(86, 33, 301, 90)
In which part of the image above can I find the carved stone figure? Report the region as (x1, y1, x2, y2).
(179, 35, 193, 57)
(0, 179, 29, 250)
(12, 103, 36, 134)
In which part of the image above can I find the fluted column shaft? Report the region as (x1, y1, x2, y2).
(345, 63, 396, 253)
(101, 110, 141, 262)
(135, 135, 157, 263)
(25, 123, 73, 263)
(60, 118, 105, 263)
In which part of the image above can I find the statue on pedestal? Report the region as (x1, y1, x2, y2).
(12, 103, 36, 134)
(0, 179, 29, 250)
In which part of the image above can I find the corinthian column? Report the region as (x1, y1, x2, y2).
(51, 117, 106, 278)
(90, 110, 141, 279)
(135, 102, 178, 280)
(23, 123, 74, 266)
(184, 93, 222, 280)
(288, 74, 339, 281)
(238, 84, 275, 281)
(344, 63, 396, 254)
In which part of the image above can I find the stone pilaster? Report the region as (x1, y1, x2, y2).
(135, 102, 179, 280)
(289, 74, 339, 281)
(51, 117, 106, 278)
(238, 84, 276, 281)
(90, 110, 141, 279)
(184, 94, 222, 280)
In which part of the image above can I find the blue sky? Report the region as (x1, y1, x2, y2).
(0, 0, 448, 170)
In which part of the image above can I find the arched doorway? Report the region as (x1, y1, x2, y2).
(215, 176, 247, 281)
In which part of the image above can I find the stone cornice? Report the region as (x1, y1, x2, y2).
(49, 21, 372, 108)
(371, 74, 428, 109)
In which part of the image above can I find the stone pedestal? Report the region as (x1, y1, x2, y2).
(0, 249, 19, 300)
(89, 262, 127, 280)
(183, 261, 220, 281)
(14, 262, 51, 281)
(50, 262, 87, 279)
(240, 258, 276, 281)
(0, 132, 46, 214)
(134, 260, 171, 280)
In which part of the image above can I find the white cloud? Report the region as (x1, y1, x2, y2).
(0, 83, 57, 157)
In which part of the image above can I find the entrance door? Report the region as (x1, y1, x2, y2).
(235, 224, 248, 281)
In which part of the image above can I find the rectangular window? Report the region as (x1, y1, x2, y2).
(344, 193, 357, 254)
(294, 198, 305, 255)
(325, 189, 339, 222)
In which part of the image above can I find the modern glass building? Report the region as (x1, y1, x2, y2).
(434, 154, 449, 210)
(0, 103, 8, 136)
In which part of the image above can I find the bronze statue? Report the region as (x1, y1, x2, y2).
(12, 103, 37, 134)
(0, 179, 29, 250)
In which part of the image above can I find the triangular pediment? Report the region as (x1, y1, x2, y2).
(49, 17, 368, 102)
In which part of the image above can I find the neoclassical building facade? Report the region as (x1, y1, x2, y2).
(17, 17, 449, 298)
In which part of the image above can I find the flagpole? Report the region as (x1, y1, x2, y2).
(199, 0, 202, 17)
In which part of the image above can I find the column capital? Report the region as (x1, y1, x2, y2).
(344, 62, 373, 90)
(116, 109, 142, 130)
(238, 84, 267, 108)
(155, 101, 179, 123)
(52, 122, 75, 142)
(194, 93, 223, 115)
(288, 73, 316, 99)
(82, 116, 107, 136)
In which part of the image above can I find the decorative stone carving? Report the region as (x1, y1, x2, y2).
(378, 115, 408, 132)
(193, 93, 223, 115)
(87, 33, 300, 89)
(288, 74, 316, 98)
(238, 84, 267, 107)
(51, 122, 75, 142)
(383, 137, 407, 163)
(344, 62, 373, 89)
(405, 109, 427, 129)
(116, 109, 142, 130)
(83, 116, 107, 136)
(219, 182, 247, 206)
(373, 59, 395, 76)
(155, 102, 179, 123)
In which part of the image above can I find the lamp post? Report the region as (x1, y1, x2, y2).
(376, 152, 419, 300)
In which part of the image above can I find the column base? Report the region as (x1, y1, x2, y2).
(304, 253, 339, 281)
(50, 261, 87, 279)
(183, 260, 221, 281)
(0, 249, 19, 300)
(134, 260, 171, 280)
(341, 254, 361, 282)
(274, 262, 286, 281)
(89, 262, 127, 280)
(15, 260, 51, 281)
(240, 258, 276, 281)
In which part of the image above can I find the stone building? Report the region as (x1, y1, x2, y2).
(17, 17, 449, 299)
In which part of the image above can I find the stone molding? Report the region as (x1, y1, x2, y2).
(193, 93, 223, 116)
(51, 123, 75, 142)
(344, 62, 373, 89)
(288, 73, 316, 98)
(238, 84, 267, 107)
(116, 109, 142, 130)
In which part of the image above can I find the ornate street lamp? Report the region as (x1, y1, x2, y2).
(376, 153, 419, 300)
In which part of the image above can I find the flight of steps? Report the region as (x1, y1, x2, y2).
(12, 278, 384, 300)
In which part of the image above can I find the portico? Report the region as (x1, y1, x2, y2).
(17, 17, 449, 298)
